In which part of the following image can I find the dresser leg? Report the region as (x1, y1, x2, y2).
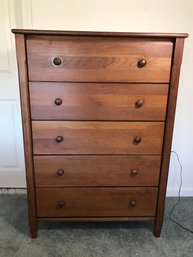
(29, 219, 38, 238)
(154, 218, 163, 237)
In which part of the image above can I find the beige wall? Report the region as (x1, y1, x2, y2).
(10, 0, 193, 195)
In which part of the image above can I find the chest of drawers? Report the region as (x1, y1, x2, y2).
(12, 29, 188, 238)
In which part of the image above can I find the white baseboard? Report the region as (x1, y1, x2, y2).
(0, 188, 27, 194)
(167, 187, 193, 197)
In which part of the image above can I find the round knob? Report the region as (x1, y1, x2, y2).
(137, 59, 146, 68)
(130, 169, 139, 176)
(57, 201, 65, 208)
(133, 136, 142, 145)
(53, 57, 62, 66)
(129, 200, 136, 208)
(135, 99, 144, 109)
(55, 136, 63, 143)
(55, 98, 63, 106)
(56, 169, 64, 176)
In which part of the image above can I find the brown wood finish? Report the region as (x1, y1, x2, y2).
(12, 29, 187, 238)
(26, 36, 172, 82)
(29, 82, 168, 121)
(14, 34, 37, 238)
(38, 217, 155, 221)
(34, 155, 161, 187)
(154, 38, 186, 237)
(32, 121, 164, 155)
(36, 187, 158, 217)
(12, 29, 188, 38)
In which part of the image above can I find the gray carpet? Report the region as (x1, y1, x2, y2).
(0, 195, 193, 257)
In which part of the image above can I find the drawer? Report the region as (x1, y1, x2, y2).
(29, 82, 168, 121)
(26, 36, 172, 82)
(36, 187, 158, 217)
(32, 121, 164, 154)
(34, 155, 161, 187)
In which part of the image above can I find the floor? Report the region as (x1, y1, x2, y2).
(0, 195, 193, 257)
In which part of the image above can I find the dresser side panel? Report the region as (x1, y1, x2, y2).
(155, 38, 185, 237)
(15, 34, 37, 238)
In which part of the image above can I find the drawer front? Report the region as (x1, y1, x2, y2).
(36, 187, 158, 217)
(32, 121, 164, 154)
(27, 36, 172, 82)
(34, 155, 161, 187)
(30, 82, 168, 121)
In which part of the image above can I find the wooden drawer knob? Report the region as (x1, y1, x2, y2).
(137, 59, 146, 68)
(55, 136, 63, 143)
(55, 98, 63, 106)
(130, 169, 139, 176)
(53, 57, 62, 66)
(57, 201, 65, 208)
(135, 99, 144, 109)
(133, 136, 142, 145)
(56, 169, 64, 176)
(129, 200, 136, 208)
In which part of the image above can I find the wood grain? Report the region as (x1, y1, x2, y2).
(12, 29, 189, 38)
(26, 36, 172, 82)
(154, 38, 186, 237)
(36, 187, 158, 217)
(12, 29, 188, 238)
(29, 82, 168, 121)
(37, 217, 155, 221)
(32, 121, 164, 155)
(14, 34, 37, 238)
(34, 155, 161, 187)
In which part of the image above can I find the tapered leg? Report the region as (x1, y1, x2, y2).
(154, 218, 163, 237)
(29, 219, 38, 238)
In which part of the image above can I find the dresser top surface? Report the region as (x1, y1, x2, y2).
(12, 29, 188, 38)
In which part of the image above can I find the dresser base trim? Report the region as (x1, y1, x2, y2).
(37, 217, 155, 222)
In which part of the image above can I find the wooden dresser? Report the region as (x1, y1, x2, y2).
(12, 29, 188, 238)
